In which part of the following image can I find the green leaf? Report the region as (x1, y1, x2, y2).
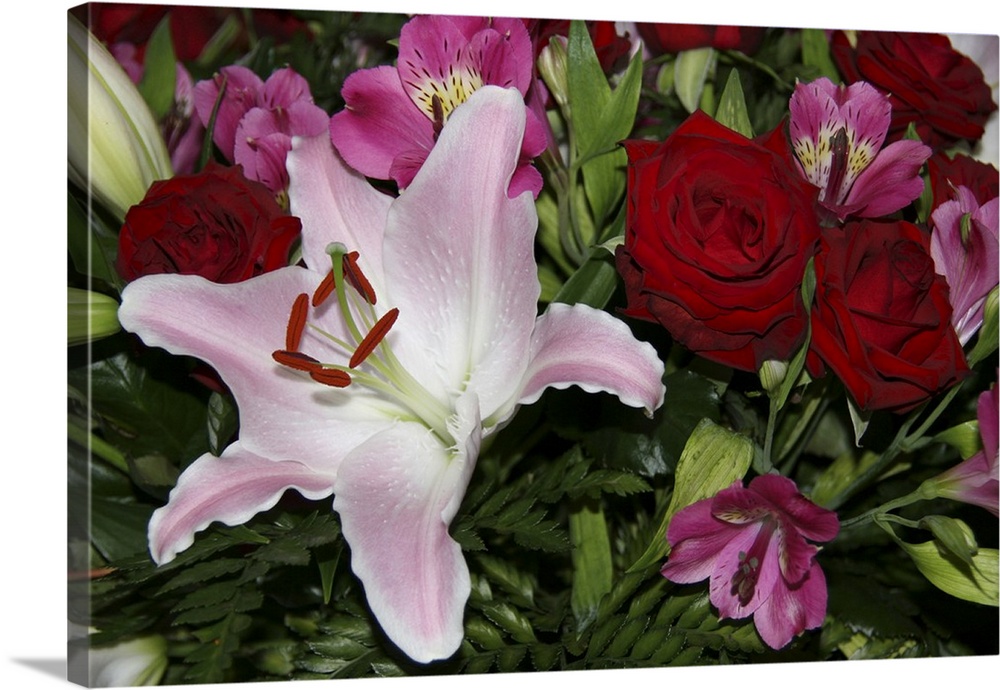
(207, 392, 239, 456)
(674, 47, 715, 113)
(552, 249, 619, 308)
(800, 28, 841, 81)
(714, 69, 754, 138)
(810, 450, 880, 508)
(629, 418, 753, 572)
(968, 286, 998, 366)
(580, 51, 643, 227)
(880, 519, 999, 606)
(137, 17, 177, 120)
(570, 497, 613, 632)
(71, 351, 211, 468)
(919, 516, 978, 566)
(932, 420, 982, 460)
(479, 602, 536, 644)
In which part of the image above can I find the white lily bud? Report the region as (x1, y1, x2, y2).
(67, 14, 173, 221)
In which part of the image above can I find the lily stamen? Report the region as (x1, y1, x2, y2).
(312, 269, 337, 307)
(286, 293, 310, 351)
(343, 250, 377, 304)
(309, 368, 352, 387)
(272, 350, 322, 372)
(350, 308, 400, 368)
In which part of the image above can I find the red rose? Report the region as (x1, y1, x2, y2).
(117, 163, 300, 284)
(831, 31, 997, 149)
(808, 220, 968, 413)
(637, 23, 766, 55)
(927, 151, 1000, 211)
(615, 112, 821, 372)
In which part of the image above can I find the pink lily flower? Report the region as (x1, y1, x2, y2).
(329, 15, 547, 198)
(930, 186, 1000, 345)
(194, 65, 330, 195)
(661, 474, 840, 650)
(789, 77, 931, 222)
(117, 87, 665, 663)
(931, 382, 999, 516)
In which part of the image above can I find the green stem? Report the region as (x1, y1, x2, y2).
(838, 488, 927, 530)
(827, 380, 967, 512)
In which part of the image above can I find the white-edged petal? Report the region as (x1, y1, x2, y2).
(513, 302, 666, 420)
(149, 441, 335, 564)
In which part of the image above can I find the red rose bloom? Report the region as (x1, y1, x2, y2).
(831, 31, 997, 149)
(117, 163, 301, 284)
(808, 220, 968, 413)
(637, 23, 766, 55)
(615, 111, 821, 372)
(927, 151, 1000, 211)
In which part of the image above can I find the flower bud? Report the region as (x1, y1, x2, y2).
(68, 287, 120, 346)
(538, 35, 570, 112)
(68, 14, 173, 221)
(758, 359, 788, 394)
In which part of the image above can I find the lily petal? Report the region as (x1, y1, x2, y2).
(118, 269, 399, 472)
(149, 441, 335, 564)
(383, 86, 539, 414)
(333, 394, 481, 663)
(515, 302, 666, 419)
(287, 133, 393, 289)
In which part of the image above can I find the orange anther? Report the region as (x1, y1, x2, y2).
(309, 368, 352, 387)
(349, 307, 399, 368)
(312, 269, 337, 307)
(285, 293, 310, 351)
(272, 350, 322, 372)
(343, 251, 377, 305)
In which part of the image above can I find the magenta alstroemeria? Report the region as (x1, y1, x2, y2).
(930, 186, 1000, 345)
(118, 87, 665, 663)
(790, 77, 931, 222)
(194, 65, 329, 195)
(928, 383, 998, 516)
(661, 474, 840, 650)
(329, 15, 547, 198)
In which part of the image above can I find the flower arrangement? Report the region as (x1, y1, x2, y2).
(66, 2, 998, 686)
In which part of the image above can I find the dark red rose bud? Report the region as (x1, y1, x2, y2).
(807, 220, 969, 413)
(117, 163, 300, 284)
(615, 111, 821, 372)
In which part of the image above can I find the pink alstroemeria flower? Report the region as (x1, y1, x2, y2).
(661, 474, 840, 650)
(790, 77, 931, 222)
(926, 381, 998, 516)
(329, 15, 547, 198)
(930, 186, 1000, 345)
(194, 65, 329, 195)
(118, 87, 665, 663)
